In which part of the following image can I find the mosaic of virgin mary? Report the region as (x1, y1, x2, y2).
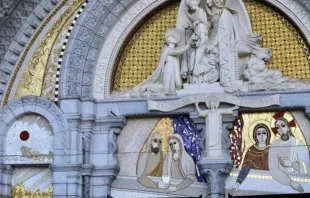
(230, 122, 272, 194)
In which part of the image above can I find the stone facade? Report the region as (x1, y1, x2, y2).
(1, 0, 310, 197)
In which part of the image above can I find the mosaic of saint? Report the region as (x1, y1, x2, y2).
(229, 112, 310, 193)
(136, 116, 205, 192)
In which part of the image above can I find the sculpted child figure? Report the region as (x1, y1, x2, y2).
(244, 55, 285, 84)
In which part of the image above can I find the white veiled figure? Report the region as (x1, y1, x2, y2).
(130, 28, 190, 97)
(160, 134, 197, 191)
(176, 0, 211, 83)
(206, 0, 271, 91)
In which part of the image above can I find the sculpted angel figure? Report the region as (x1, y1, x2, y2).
(158, 134, 197, 192)
(268, 113, 309, 192)
(131, 28, 190, 96)
(137, 133, 164, 188)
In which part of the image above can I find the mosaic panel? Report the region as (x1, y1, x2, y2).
(229, 111, 310, 194)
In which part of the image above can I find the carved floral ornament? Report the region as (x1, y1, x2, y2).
(89, 0, 310, 100)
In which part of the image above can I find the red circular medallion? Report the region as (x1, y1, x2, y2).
(20, 131, 30, 141)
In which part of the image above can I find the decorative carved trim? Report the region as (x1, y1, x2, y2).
(1, 0, 65, 106)
(54, 1, 88, 103)
(267, 0, 310, 44)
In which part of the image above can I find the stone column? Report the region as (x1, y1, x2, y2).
(199, 162, 232, 198)
(67, 115, 83, 164)
(81, 164, 93, 198)
(90, 116, 126, 198)
(0, 165, 13, 198)
(80, 119, 93, 198)
(194, 111, 237, 198)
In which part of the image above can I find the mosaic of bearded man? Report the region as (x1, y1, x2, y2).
(137, 133, 164, 188)
(159, 134, 197, 192)
(268, 112, 310, 193)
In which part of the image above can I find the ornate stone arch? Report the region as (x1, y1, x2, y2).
(0, 0, 62, 104)
(60, 0, 310, 101)
(0, 96, 69, 164)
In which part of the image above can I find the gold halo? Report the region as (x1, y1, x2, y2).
(248, 120, 274, 145)
(270, 112, 296, 134)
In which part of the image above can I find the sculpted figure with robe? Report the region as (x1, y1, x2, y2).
(137, 133, 164, 188)
(131, 28, 190, 97)
(268, 112, 310, 192)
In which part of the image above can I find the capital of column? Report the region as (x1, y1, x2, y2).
(93, 116, 126, 133)
(0, 165, 13, 174)
(198, 159, 232, 198)
(91, 165, 120, 196)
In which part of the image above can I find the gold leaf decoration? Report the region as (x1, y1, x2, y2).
(139, 117, 174, 159)
(11, 185, 52, 198)
(13, 0, 84, 100)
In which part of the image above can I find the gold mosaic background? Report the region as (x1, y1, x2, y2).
(112, 0, 310, 91)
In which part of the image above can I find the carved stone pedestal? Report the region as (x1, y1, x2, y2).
(177, 83, 225, 95)
(198, 159, 232, 198)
